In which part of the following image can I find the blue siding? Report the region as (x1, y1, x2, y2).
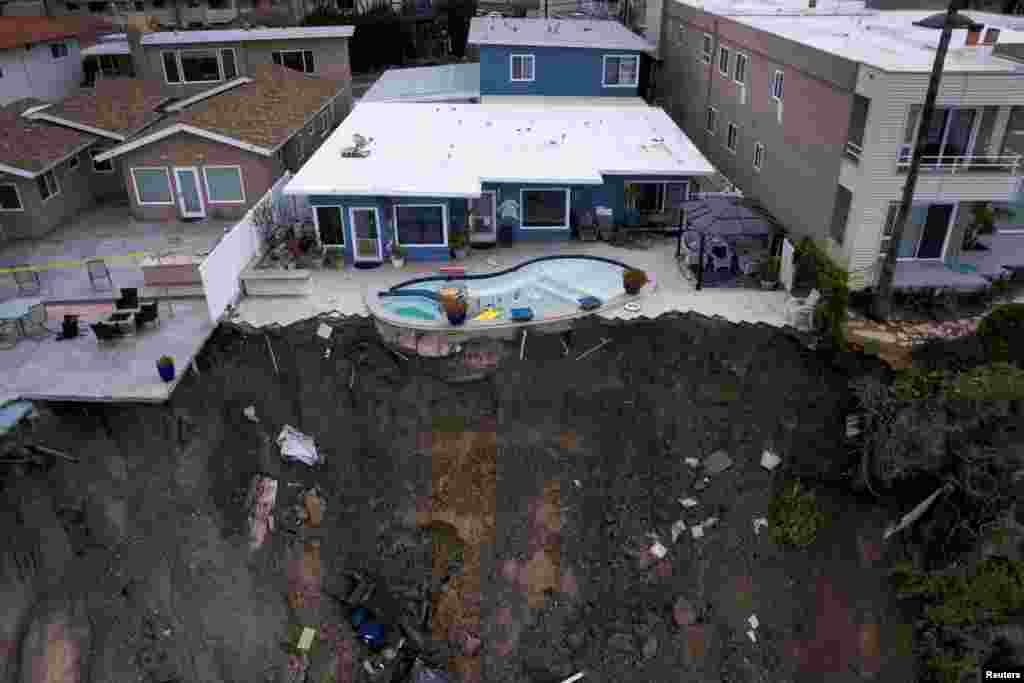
(479, 45, 641, 97)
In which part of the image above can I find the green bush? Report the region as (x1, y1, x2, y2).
(768, 480, 828, 548)
(794, 237, 850, 347)
(977, 303, 1024, 366)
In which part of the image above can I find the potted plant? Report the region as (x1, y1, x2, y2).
(760, 256, 781, 290)
(450, 229, 469, 259)
(389, 241, 405, 268)
(441, 289, 468, 326)
(156, 355, 175, 382)
(623, 269, 649, 295)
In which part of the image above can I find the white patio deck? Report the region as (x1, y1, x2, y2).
(234, 239, 795, 330)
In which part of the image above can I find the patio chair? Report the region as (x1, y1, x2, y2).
(705, 238, 733, 273)
(21, 303, 51, 338)
(90, 321, 123, 344)
(787, 288, 821, 332)
(134, 301, 160, 330)
(115, 287, 139, 310)
(86, 259, 113, 291)
(0, 319, 20, 349)
(13, 267, 41, 295)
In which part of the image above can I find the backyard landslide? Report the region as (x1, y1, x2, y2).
(0, 313, 919, 683)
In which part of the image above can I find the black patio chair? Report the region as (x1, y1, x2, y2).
(134, 301, 160, 330)
(91, 321, 123, 343)
(115, 287, 139, 310)
(13, 267, 41, 295)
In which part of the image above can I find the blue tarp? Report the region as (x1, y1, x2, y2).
(0, 400, 33, 436)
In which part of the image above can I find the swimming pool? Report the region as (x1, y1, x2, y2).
(370, 255, 643, 330)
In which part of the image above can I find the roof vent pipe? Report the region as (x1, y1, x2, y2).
(808, 0, 816, 8)
(984, 27, 1000, 44)
(966, 24, 983, 45)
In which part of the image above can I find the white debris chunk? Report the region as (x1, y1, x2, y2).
(650, 541, 668, 559)
(573, 479, 582, 488)
(702, 516, 718, 529)
(761, 450, 782, 471)
(679, 497, 699, 508)
(317, 323, 333, 340)
(244, 406, 259, 422)
(691, 525, 705, 539)
(684, 457, 700, 468)
(753, 517, 769, 535)
(671, 519, 687, 543)
(746, 629, 757, 643)
(748, 614, 759, 630)
(277, 425, 322, 466)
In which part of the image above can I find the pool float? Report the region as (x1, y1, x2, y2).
(474, 308, 501, 321)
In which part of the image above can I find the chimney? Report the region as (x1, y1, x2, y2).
(966, 24, 983, 46)
(984, 27, 1000, 44)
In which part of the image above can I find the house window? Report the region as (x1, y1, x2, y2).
(162, 51, 180, 83)
(318, 110, 330, 136)
(51, 42, 69, 59)
(603, 55, 639, 87)
(734, 52, 747, 85)
(220, 48, 237, 80)
(394, 204, 446, 245)
(718, 46, 730, 77)
(91, 150, 113, 173)
(131, 167, 173, 205)
(314, 206, 344, 246)
(203, 166, 245, 203)
(36, 170, 59, 202)
(706, 106, 717, 135)
(521, 189, 570, 229)
(726, 122, 738, 153)
(0, 184, 23, 212)
(771, 69, 784, 101)
(510, 54, 535, 82)
(701, 33, 712, 63)
(179, 50, 222, 83)
(753, 141, 764, 171)
(272, 50, 315, 74)
(134, 0, 144, 9)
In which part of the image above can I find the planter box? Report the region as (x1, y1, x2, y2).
(242, 267, 313, 296)
(142, 254, 204, 287)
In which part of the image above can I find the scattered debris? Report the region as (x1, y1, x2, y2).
(573, 479, 581, 488)
(752, 517, 769, 535)
(486, 257, 500, 267)
(671, 519, 687, 543)
(576, 337, 611, 361)
(561, 336, 570, 356)
(520, 328, 528, 361)
(245, 475, 277, 551)
(673, 596, 696, 626)
(277, 425, 322, 466)
(317, 323, 332, 340)
(760, 450, 781, 471)
(296, 627, 317, 651)
(883, 483, 953, 541)
(243, 406, 259, 423)
(748, 614, 759, 630)
(703, 516, 718, 529)
(704, 450, 733, 475)
(559, 674, 585, 683)
(265, 334, 279, 375)
(679, 497, 699, 508)
(303, 487, 325, 527)
(27, 443, 78, 463)
(650, 541, 668, 559)
(684, 457, 700, 468)
(642, 635, 659, 659)
(390, 348, 409, 362)
(691, 525, 704, 539)
(694, 476, 711, 491)
(746, 629, 757, 643)
(411, 659, 452, 682)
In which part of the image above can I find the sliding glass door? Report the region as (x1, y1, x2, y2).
(901, 107, 979, 166)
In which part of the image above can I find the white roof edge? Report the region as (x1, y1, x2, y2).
(94, 123, 273, 162)
(282, 186, 481, 198)
(26, 112, 125, 141)
(0, 162, 35, 179)
(140, 25, 355, 45)
(361, 91, 480, 103)
(165, 77, 253, 112)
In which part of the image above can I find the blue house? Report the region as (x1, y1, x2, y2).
(467, 17, 653, 100)
(284, 101, 715, 264)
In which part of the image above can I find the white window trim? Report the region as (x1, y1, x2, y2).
(51, 42, 69, 60)
(90, 149, 114, 174)
(202, 164, 246, 204)
(726, 122, 738, 153)
(771, 69, 784, 102)
(706, 106, 718, 135)
(510, 54, 535, 82)
(733, 52, 748, 85)
(753, 141, 764, 172)
(348, 206, 383, 261)
(519, 188, 571, 230)
(272, 49, 314, 74)
(313, 205, 345, 246)
(602, 54, 639, 88)
(393, 203, 449, 248)
(161, 50, 180, 84)
(219, 47, 238, 79)
(0, 183, 24, 212)
(718, 46, 730, 77)
(37, 170, 60, 203)
(701, 33, 712, 63)
(165, 49, 227, 85)
(131, 166, 174, 206)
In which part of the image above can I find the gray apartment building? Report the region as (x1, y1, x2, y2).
(656, 0, 1024, 290)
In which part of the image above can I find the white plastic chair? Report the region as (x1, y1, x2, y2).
(787, 289, 821, 332)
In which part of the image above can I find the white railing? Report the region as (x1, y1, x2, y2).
(845, 140, 863, 162)
(896, 153, 1022, 174)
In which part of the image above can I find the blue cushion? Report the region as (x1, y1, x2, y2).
(578, 296, 602, 311)
(510, 307, 534, 321)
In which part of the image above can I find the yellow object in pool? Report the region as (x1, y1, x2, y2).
(474, 307, 501, 321)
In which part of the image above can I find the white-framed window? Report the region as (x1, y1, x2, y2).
(36, 170, 59, 202)
(90, 149, 113, 173)
(131, 167, 173, 205)
(718, 46, 730, 77)
(67, 154, 79, 170)
(771, 69, 784, 101)
(314, 205, 345, 246)
(603, 55, 639, 87)
(510, 54, 535, 82)
(753, 141, 764, 171)
(0, 183, 23, 212)
(272, 50, 315, 74)
(161, 51, 180, 83)
(734, 52, 748, 85)
(520, 188, 570, 230)
(318, 110, 330, 136)
(393, 203, 448, 246)
(701, 33, 712, 63)
(726, 122, 738, 153)
(50, 42, 69, 59)
(706, 106, 718, 135)
(162, 49, 234, 84)
(220, 48, 237, 79)
(203, 165, 245, 204)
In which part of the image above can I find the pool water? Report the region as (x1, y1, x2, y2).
(382, 296, 443, 321)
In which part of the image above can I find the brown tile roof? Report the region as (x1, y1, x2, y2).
(169, 64, 347, 150)
(0, 99, 95, 174)
(45, 79, 170, 137)
(0, 16, 114, 51)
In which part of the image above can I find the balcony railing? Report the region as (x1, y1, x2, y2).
(845, 140, 863, 163)
(896, 153, 1022, 175)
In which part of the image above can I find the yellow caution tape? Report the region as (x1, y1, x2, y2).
(0, 251, 151, 275)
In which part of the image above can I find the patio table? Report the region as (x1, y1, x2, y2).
(0, 297, 42, 341)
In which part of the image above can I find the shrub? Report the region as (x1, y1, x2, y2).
(794, 237, 850, 347)
(977, 303, 1024, 366)
(768, 480, 828, 548)
(157, 355, 173, 367)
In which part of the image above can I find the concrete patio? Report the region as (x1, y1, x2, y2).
(234, 237, 796, 329)
(0, 299, 214, 404)
(893, 231, 1024, 291)
(0, 204, 233, 303)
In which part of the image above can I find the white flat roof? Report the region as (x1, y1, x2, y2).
(481, 95, 650, 106)
(361, 64, 480, 103)
(468, 17, 654, 51)
(675, 0, 1024, 72)
(141, 25, 355, 46)
(82, 39, 131, 56)
(285, 102, 715, 198)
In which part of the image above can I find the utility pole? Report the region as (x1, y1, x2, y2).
(872, 0, 967, 320)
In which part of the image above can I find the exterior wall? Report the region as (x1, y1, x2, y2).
(843, 66, 1024, 288)
(479, 44, 643, 97)
(279, 93, 347, 172)
(657, 3, 858, 265)
(0, 148, 96, 242)
(117, 131, 284, 221)
(87, 142, 130, 201)
(0, 38, 83, 106)
(136, 36, 353, 100)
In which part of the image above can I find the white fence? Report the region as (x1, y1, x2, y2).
(200, 172, 297, 322)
